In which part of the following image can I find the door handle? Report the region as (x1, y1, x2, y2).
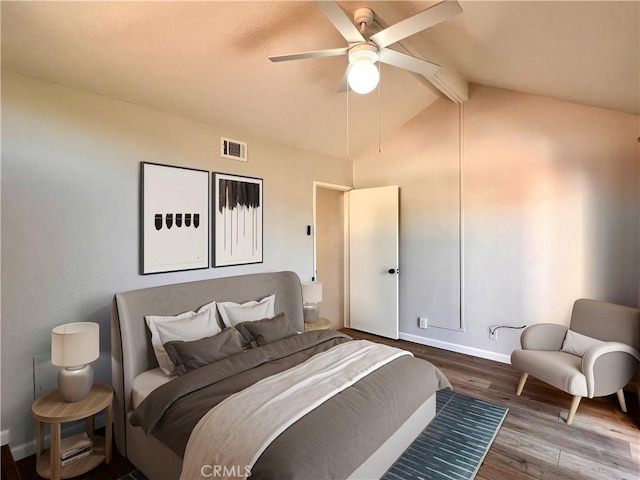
(387, 268, 399, 274)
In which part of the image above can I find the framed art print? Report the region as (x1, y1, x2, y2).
(213, 172, 263, 267)
(141, 162, 209, 274)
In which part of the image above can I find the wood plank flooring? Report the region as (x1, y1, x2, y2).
(14, 329, 639, 480)
(344, 328, 640, 480)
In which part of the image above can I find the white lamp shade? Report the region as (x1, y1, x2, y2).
(301, 281, 323, 304)
(51, 322, 99, 367)
(347, 57, 379, 94)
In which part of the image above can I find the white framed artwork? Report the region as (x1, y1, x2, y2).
(213, 172, 263, 267)
(141, 162, 209, 274)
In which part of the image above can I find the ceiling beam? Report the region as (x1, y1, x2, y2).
(396, 40, 468, 104)
(430, 68, 469, 104)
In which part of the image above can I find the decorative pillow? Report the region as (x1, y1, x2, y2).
(164, 328, 245, 375)
(233, 323, 258, 350)
(145, 300, 221, 375)
(217, 294, 275, 328)
(561, 329, 604, 357)
(238, 312, 298, 346)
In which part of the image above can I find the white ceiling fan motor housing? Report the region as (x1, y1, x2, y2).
(348, 43, 379, 64)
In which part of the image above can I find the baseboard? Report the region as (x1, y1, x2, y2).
(1, 429, 10, 446)
(9, 438, 35, 462)
(399, 332, 512, 364)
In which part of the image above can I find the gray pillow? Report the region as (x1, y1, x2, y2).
(234, 323, 258, 349)
(164, 327, 245, 375)
(237, 312, 298, 346)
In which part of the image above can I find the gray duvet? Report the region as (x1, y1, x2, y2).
(130, 330, 450, 480)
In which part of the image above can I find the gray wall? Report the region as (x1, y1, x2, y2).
(1, 73, 352, 456)
(354, 85, 640, 361)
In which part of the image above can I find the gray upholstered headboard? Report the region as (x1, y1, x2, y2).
(110, 271, 304, 455)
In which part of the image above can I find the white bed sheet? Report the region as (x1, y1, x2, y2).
(132, 368, 175, 408)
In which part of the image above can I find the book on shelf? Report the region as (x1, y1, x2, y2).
(60, 446, 93, 467)
(60, 432, 93, 459)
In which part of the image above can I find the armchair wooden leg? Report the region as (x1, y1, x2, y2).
(566, 395, 582, 425)
(616, 389, 628, 413)
(516, 372, 529, 396)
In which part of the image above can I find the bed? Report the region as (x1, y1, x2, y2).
(111, 271, 450, 480)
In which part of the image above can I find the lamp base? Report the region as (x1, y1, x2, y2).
(303, 304, 319, 324)
(58, 364, 93, 402)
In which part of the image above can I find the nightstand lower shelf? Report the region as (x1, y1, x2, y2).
(36, 436, 105, 480)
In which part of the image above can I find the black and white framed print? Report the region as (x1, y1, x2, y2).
(213, 172, 263, 267)
(141, 162, 209, 274)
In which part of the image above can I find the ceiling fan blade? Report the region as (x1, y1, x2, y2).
(379, 48, 440, 77)
(370, 1, 462, 48)
(269, 47, 348, 63)
(313, 1, 365, 44)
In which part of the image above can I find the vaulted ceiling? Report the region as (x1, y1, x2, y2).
(2, 1, 638, 160)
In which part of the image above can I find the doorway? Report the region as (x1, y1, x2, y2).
(313, 182, 350, 330)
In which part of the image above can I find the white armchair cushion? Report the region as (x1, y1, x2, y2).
(511, 350, 587, 397)
(561, 330, 604, 357)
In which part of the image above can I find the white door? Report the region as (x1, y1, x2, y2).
(348, 186, 399, 339)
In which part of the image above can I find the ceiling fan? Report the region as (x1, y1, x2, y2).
(269, 1, 462, 94)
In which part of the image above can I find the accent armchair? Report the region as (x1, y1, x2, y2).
(511, 299, 640, 425)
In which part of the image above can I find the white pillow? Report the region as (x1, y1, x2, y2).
(217, 295, 276, 328)
(145, 300, 221, 375)
(561, 329, 604, 358)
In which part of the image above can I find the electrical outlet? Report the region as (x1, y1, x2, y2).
(419, 317, 428, 329)
(489, 326, 498, 340)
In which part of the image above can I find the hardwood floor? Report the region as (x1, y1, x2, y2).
(15, 329, 639, 479)
(344, 328, 640, 480)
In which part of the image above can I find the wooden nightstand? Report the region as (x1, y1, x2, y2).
(31, 383, 113, 480)
(304, 317, 331, 332)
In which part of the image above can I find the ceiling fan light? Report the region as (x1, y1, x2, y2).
(347, 55, 379, 94)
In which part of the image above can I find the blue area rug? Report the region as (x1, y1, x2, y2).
(382, 389, 508, 480)
(119, 390, 507, 480)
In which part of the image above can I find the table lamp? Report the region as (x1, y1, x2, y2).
(51, 322, 99, 402)
(301, 281, 323, 324)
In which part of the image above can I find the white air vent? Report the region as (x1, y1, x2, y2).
(221, 137, 248, 162)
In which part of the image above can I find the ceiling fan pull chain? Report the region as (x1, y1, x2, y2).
(378, 62, 382, 154)
(346, 80, 350, 158)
